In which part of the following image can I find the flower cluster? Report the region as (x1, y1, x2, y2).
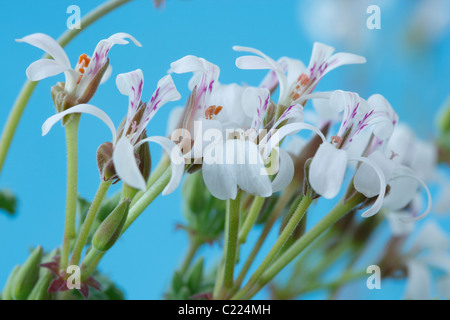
(5, 30, 447, 301)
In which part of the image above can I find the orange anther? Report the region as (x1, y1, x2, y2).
(292, 93, 300, 101)
(298, 73, 310, 86)
(205, 105, 223, 120)
(331, 135, 342, 145)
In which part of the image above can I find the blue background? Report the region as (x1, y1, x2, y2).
(0, 0, 449, 299)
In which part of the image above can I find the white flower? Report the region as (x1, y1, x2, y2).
(41, 69, 184, 194)
(233, 43, 366, 106)
(170, 55, 325, 200)
(308, 90, 396, 217)
(404, 222, 450, 300)
(16, 32, 141, 105)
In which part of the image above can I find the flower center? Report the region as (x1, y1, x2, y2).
(204, 105, 223, 120)
(76, 53, 91, 84)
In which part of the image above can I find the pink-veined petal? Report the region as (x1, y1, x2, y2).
(136, 136, 185, 195)
(113, 137, 146, 191)
(241, 87, 270, 130)
(25, 58, 68, 81)
(309, 143, 348, 199)
(116, 69, 145, 126)
(16, 33, 71, 67)
(77, 33, 141, 94)
(41, 104, 117, 142)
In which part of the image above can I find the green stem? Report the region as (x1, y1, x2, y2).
(217, 192, 242, 299)
(179, 239, 201, 274)
(122, 167, 172, 234)
(80, 247, 104, 281)
(60, 114, 81, 271)
(234, 187, 295, 290)
(238, 196, 265, 245)
(69, 179, 112, 267)
(233, 194, 312, 300)
(235, 193, 365, 300)
(0, 0, 132, 176)
(130, 156, 169, 206)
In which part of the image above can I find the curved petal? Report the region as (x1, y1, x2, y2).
(309, 143, 348, 199)
(16, 33, 71, 67)
(233, 46, 288, 104)
(25, 59, 68, 81)
(41, 104, 117, 142)
(383, 166, 420, 211)
(348, 156, 386, 218)
(135, 136, 185, 195)
(113, 137, 146, 191)
(116, 69, 144, 119)
(353, 151, 395, 198)
(241, 87, 270, 130)
(259, 56, 305, 91)
(166, 106, 185, 136)
(263, 122, 326, 156)
(271, 147, 294, 193)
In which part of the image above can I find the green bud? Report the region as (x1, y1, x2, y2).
(27, 270, 53, 300)
(2, 265, 20, 300)
(12, 246, 43, 300)
(186, 258, 204, 294)
(182, 171, 207, 214)
(92, 199, 130, 252)
(171, 271, 184, 293)
(96, 142, 117, 181)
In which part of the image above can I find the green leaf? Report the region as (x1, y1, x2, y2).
(0, 189, 17, 216)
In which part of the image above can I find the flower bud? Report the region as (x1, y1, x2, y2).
(12, 246, 43, 300)
(182, 171, 207, 214)
(1, 265, 20, 300)
(27, 270, 53, 300)
(92, 199, 130, 252)
(97, 142, 117, 181)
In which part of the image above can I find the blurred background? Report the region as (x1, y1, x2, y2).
(0, 0, 449, 299)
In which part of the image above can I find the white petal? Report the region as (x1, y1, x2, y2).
(383, 166, 432, 222)
(312, 97, 341, 122)
(259, 56, 304, 91)
(353, 151, 395, 198)
(386, 211, 415, 236)
(25, 59, 68, 81)
(309, 143, 348, 199)
(271, 148, 294, 193)
(100, 65, 113, 85)
(232, 140, 272, 197)
(413, 221, 449, 252)
(405, 260, 431, 300)
(41, 104, 117, 142)
(135, 136, 185, 195)
(242, 87, 270, 130)
(263, 122, 326, 156)
(233, 46, 288, 104)
(77, 33, 141, 94)
(113, 137, 146, 191)
(202, 141, 238, 200)
(349, 156, 386, 217)
(16, 33, 71, 67)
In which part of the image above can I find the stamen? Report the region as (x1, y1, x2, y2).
(331, 135, 342, 145)
(205, 105, 223, 120)
(76, 53, 91, 84)
(298, 73, 310, 86)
